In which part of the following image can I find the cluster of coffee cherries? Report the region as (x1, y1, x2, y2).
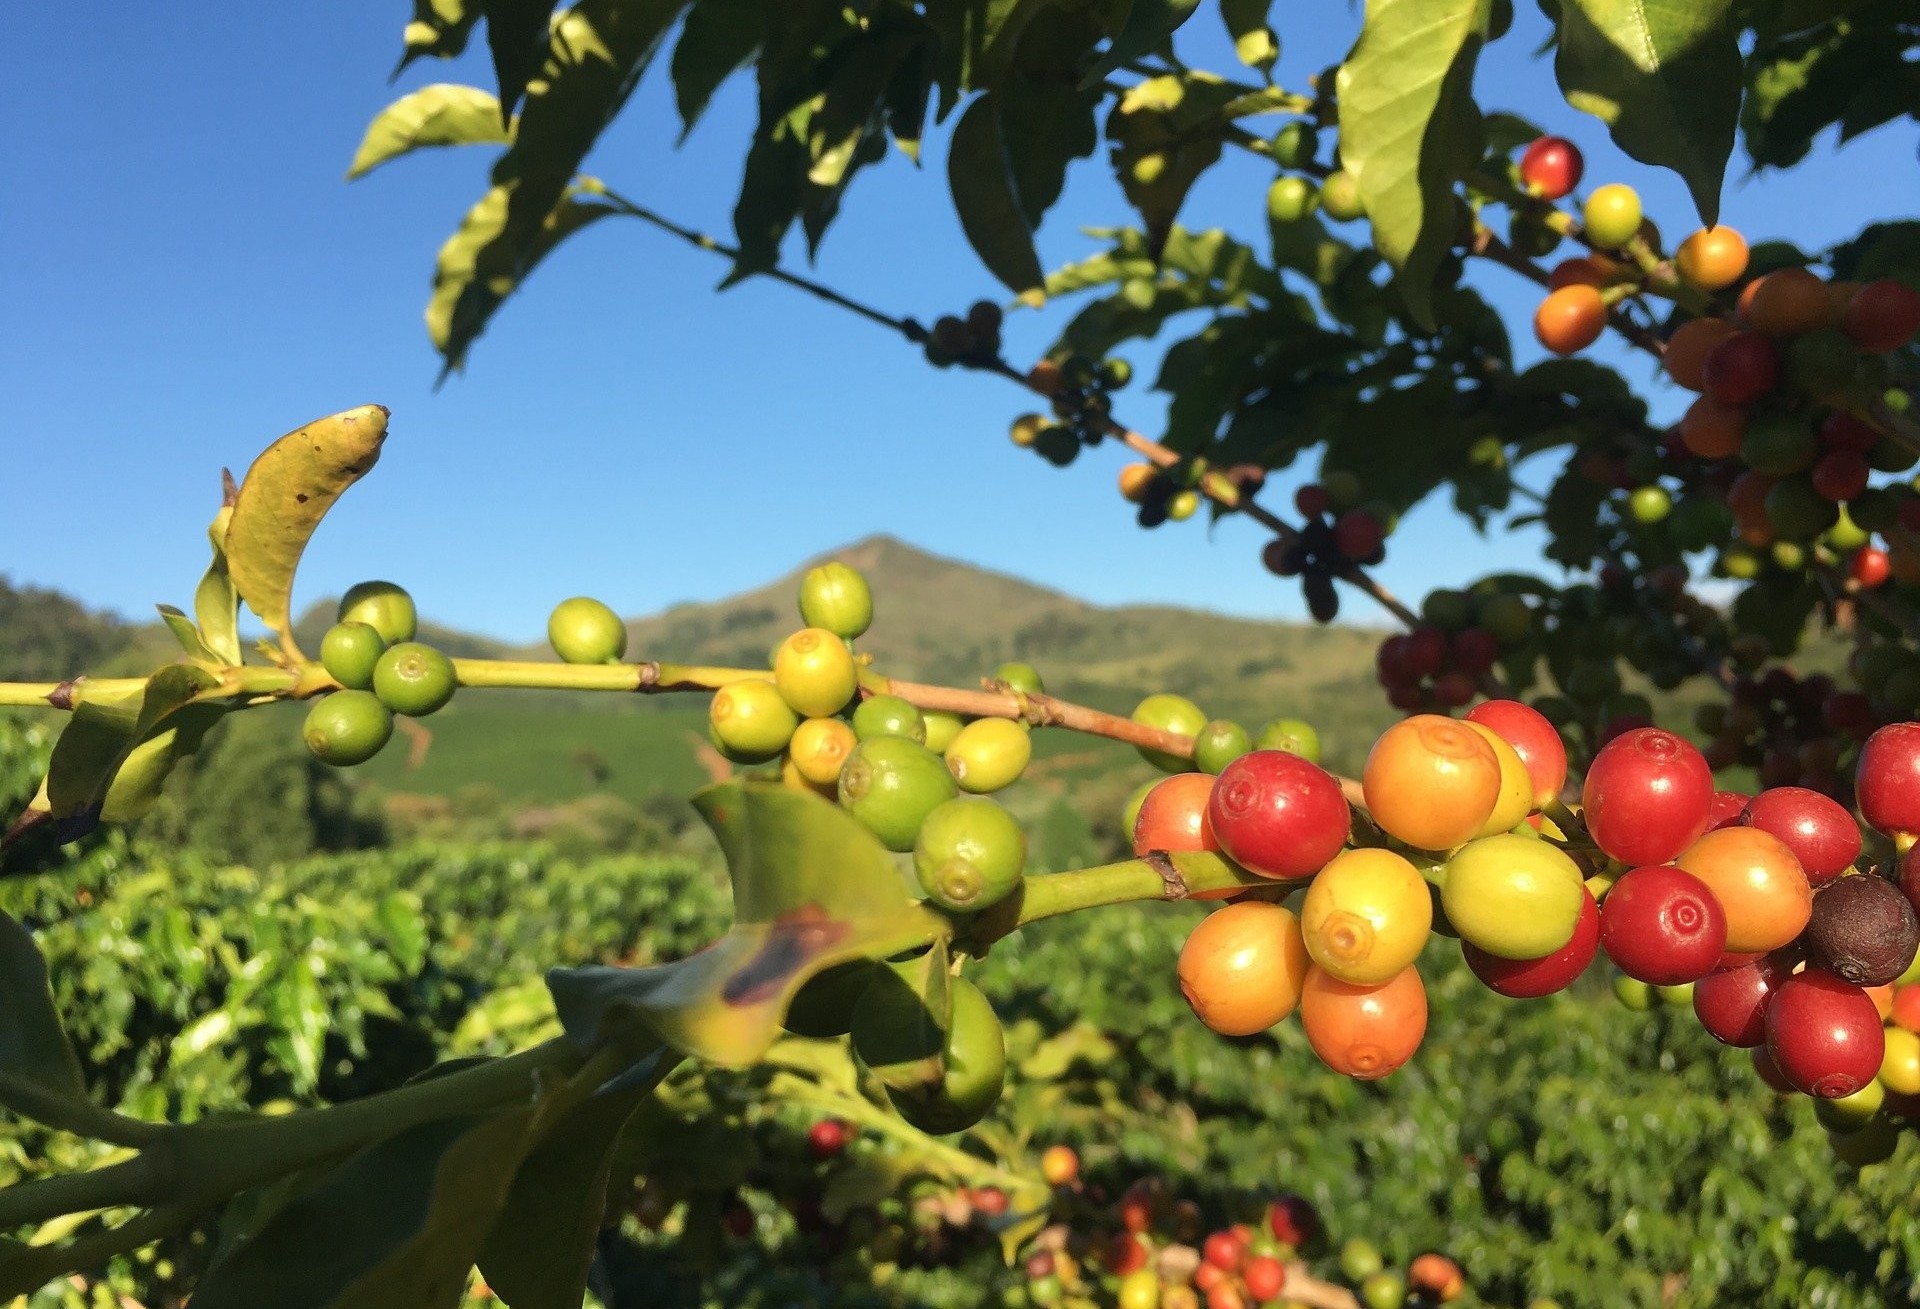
(303, 581, 460, 765)
(1373, 587, 1534, 712)
(924, 299, 1005, 369)
(1115, 460, 1268, 532)
(1022, 1153, 1476, 1309)
(1259, 476, 1394, 623)
(1694, 668, 1874, 796)
(1010, 354, 1133, 468)
(303, 583, 631, 767)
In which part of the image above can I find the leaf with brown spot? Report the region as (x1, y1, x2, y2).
(547, 780, 947, 1067)
(224, 405, 390, 663)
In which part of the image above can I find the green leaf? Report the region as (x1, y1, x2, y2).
(670, 0, 765, 138)
(193, 1114, 522, 1309)
(429, 181, 620, 375)
(999, 75, 1102, 228)
(1553, 0, 1741, 224)
(948, 93, 1046, 300)
(1335, 0, 1492, 329)
(347, 85, 513, 181)
(0, 909, 87, 1106)
(476, 1084, 648, 1309)
(1083, 0, 1201, 87)
(1107, 73, 1241, 258)
(486, 0, 555, 121)
(1219, 0, 1279, 72)
(155, 605, 216, 663)
(884, 36, 937, 161)
(926, 0, 1058, 98)
(397, 0, 479, 74)
(431, 0, 688, 367)
(225, 405, 389, 661)
(547, 780, 947, 1067)
(194, 497, 243, 667)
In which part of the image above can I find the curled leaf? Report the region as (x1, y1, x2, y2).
(224, 405, 390, 662)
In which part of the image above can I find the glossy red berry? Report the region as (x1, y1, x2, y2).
(1843, 279, 1920, 353)
(1518, 136, 1584, 200)
(1463, 886, 1600, 997)
(1266, 1194, 1320, 1248)
(1741, 787, 1861, 886)
(1208, 750, 1351, 880)
(1203, 1228, 1248, 1272)
(1852, 547, 1891, 589)
(1702, 331, 1780, 407)
(1244, 1255, 1286, 1302)
(807, 1118, 849, 1159)
(1705, 790, 1750, 832)
(1765, 969, 1886, 1097)
(1692, 950, 1796, 1047)
(1582, 727, 1714, 865)
(1857, 722, 1920, 836)
(1334, 510, 1385, 560)
(1600, 865, 1729, 985)
(1465, 699, 1569, 809)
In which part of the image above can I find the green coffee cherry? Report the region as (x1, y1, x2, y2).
(838, 736, 957, 851)
(1270, 121, 1318, 169)
(320, 621, 385, 690)
(1254, 718, 1320, 762)
(1131, 693, 1208, 772)
(1192, 719, 1252, 774)
(798, 562, 874, 639)
(993, 661, 1044, 696)
(303, 690, 393, 766)
(774, 628, 859, 718)
(1266, 175, 1319, 224)
(372, 642, 457, 717)
(1320, 169, 1365, 222)
(1477, 592, 1533, 645)
(852, 694, 926, 744)
(1121, 779, 1158, 837)
(886, 977, 1007, 1136)
(921, 710, 966, 755)
(944, 718, 1033, 794)
(547, 596, 627, 664)
(914, 797, 1027, 912)
(338, 580, 417, 646)
(709, 679, 800, 761)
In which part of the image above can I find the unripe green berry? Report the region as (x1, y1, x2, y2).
(853, 694, 926, 744)
(547, 596, 627, 664)
(839, 736, 957, 851)
(1192, 719, 1252, 774)
(320, 621, 385, 690)
(1131, 693, 1207, 772)
(775, 627, 859, 718)
(371, 642, 457, 717)
(993, 661, 1045, 696)
(944, 718, 1033, 794)
(337, 580, 417, 646)
(1319, 169, 1364, 222)
(921, 710, 966, 755)
(1254, 717, 1321, 762)
(709, 679, 800, 761)
(1270, 121, 1318, 169)
(914, 797, 1027, 912)
(798, 562, 874, 639)
(303, 690, 393, 766)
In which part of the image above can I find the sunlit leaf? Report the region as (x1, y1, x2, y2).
(1553, 0, 1740, 224)
(347, 85, 513, 180)
(194, 498, 242, 667)
(155, 605, 216, 664)
(397, 0, 479, 74)
(225, 405, 390, 661)
(548, 780, 947, 1067)
(1219, 0, 1278, 72)
(1107, 73, 1241, 259)
(1335, 0, 1492, 329)
(429, 181, 619, 374)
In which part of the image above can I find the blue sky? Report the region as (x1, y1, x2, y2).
(1, 5, 1915, 646)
